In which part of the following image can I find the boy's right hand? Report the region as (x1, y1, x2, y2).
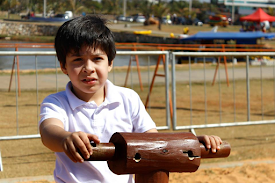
(61, 131, 100, 163)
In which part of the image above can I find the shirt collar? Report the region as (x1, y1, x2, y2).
(66, 80, 121, 110)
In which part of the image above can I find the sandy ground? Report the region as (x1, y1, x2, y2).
(0, 159, 274, 183)
(170, 159, 275, 183)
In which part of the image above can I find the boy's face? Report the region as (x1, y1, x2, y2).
(61, 45, 113, 102)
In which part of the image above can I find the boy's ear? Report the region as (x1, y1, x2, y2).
(108, 60, 113, 72)
(60, 62, 68, 75)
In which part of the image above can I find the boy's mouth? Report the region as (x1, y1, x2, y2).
(83, 78, 97, 82)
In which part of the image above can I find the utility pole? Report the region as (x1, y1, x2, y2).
(232, 0, 235, 24)
(43, 0, 46, 17)
(123, 0, 126, 17)
(189, 0, 192, 18)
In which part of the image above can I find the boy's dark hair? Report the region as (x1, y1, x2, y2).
(55, 15, 116, 67)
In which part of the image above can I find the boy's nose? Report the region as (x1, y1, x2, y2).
(83, 61, 95, 74)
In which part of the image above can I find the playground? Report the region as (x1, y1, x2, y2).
(1, 20, 275, 182)
(0, 66, 275, 182)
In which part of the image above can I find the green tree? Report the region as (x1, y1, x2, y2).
(68, 0, 84, 16)
(82, 0, 102, 14)
(101, 0, 121, 16)
(153, 1, 169, 30)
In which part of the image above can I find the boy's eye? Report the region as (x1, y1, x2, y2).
(73, 58, 83, 62)
(94, 57, 103, 61)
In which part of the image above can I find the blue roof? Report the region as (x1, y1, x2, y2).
(29, 17, 71, 22)
(181, 31, 275, 41)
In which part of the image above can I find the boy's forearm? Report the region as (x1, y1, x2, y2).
(145, 128, 158, 133)
(40, 123, 71, 152)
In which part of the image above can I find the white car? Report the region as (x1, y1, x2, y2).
(162, 17, 172, 24)
(134, 15, 146, 23)
(126, 16, 134, 22)
(64, 11, 73, 18)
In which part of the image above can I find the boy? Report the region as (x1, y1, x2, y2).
(39, 15, 222, 183)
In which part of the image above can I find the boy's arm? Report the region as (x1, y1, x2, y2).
(39, 118, 100, 163)
(145, 128, 158, 133)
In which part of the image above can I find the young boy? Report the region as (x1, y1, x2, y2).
(39, 15, 222, 183)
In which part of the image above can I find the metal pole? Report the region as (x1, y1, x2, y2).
(43, 0, 46, 17)
(15, 57, 19, 135)
(246, 55, 250, 121)
(188, 56, 192, 126)
(35, 56, 39, 133)
(232, 57, 236, 122)
(147, 56, 151, 114)
(218, 57, 222, 123)
(260, 62, 264, 120)
(123, 0, 126, 17)
(203, 57, 208, 124)
(171, 53, 176, 130)
(232, 0, 235, 24)
(165, 52, 170, 129)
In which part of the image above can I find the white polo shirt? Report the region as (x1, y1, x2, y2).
(39, 80, 156, 183)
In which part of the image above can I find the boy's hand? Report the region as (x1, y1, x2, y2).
(197, 135, 222, 153)
(61, 131, 100, 163)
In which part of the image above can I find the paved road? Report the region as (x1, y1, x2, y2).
(1, 66, 275, 91)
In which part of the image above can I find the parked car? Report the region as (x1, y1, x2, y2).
(176, 17, 187, 25)
(64, 11, 73, 19)
(54, 14, 68, 19)
(116, 15, 126, 21)
(193, 18, 203, 26)
(134, 15, 146, 23)
(126, 16, 134, 22)
(162, 17, 172, 24)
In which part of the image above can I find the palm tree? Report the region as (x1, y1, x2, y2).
(68, 0, 84, 16)
(153, 1, 169, 30)
(101, 0, 121, 16)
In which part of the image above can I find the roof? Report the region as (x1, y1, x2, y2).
(181, 31, 275, 41)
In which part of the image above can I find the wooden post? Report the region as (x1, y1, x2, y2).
(85, 132, 231, 183)
(8, 46, 21, 96)
(124, 44, 143, 91)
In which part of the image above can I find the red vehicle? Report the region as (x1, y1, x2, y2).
(209, 15, 229, 27)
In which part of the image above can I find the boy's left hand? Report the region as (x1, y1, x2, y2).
(197, 135, 222, 153)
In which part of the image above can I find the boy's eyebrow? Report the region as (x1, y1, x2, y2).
(71, 50, 106, 56)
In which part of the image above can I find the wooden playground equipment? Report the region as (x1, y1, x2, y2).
(83, 132, 231, 183)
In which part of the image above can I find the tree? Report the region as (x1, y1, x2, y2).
(82, 0, 102, 14)
(153, 1, 169, 30)
(1, 0, 20, 13)
(68, 0, 84, 16)
(101, 0, 121, 16)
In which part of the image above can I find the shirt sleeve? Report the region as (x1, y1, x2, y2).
(39, 94, 67, 127)
(130, 91, 157, 133)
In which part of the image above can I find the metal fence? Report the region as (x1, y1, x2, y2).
(0, 51, 170, 140)
(171, 52, 275, 133)
(1, 51, 275, 140)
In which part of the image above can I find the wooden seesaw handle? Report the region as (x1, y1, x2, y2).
(85, 141, 231, 161)
(200, 141, 231, 159)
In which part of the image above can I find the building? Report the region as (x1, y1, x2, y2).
(211, 0, 275, 24)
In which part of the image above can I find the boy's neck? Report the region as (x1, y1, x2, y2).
(71, 86, 105, 106)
